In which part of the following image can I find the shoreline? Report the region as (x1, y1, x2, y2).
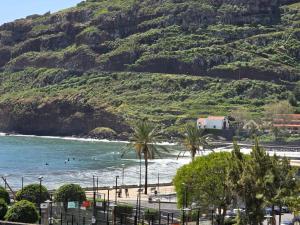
(0, 132, 177, 146)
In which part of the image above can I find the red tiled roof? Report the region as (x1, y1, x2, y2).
(207, 116, 226, 120)
(275, 114, 300, 118)
(197, 118, 205, 122)
(274, 124, 300, 128)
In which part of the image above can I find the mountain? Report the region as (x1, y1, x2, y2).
(0, 0, 299, 139)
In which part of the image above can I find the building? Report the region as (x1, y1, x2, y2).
(197, 116, 229, 130)
(273, 114, 300, 133)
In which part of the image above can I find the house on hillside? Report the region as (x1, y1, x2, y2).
(197, 116, 229, 130)
(273, 114, 300, 133)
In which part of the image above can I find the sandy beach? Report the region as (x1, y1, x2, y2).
(85, 184, 175, 202)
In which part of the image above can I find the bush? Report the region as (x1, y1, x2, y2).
(0, 186, 10, 204)
(16, 184, 49, 205)
(54, 184, 86, 209)
(115, 204, 133, 218)
(0, 199, 8, 220)
(144, 208, 160, 221)
(5, 200, 39, 223)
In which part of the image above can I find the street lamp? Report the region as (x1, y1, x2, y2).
(209, 206, 214, 225)
(115, 176, 119, 204)
(38, 176, 43, 225)
(121, 164, 125, 196)
(182, 183, 188, 225)
(45, 199, 53, 225)
(191, 203, 200, 225)
(106, 187, 110, 225)
(182, 208, 191, 225)
(110, 202, 117, 225)
(21, 176, 24, 190)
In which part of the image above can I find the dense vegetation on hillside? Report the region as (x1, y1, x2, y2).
(0, 0, 299, 138)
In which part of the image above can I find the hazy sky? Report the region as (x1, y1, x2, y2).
(0, 0, 83, 25)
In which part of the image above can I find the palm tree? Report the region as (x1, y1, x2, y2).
(178, 123, 212, 161)
(122, 120, 168, 194)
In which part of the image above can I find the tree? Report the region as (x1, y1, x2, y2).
(5, 200, 39, 223)
(0, 199, 8, 220)
(264, 101, 294, 121)
(230, 108, 252, 136)
(229, 139, 297, 225)
(16, 184, 49, 205)
(173, 152, 234, 225)
(0, 186, 10, 204)
(122, 120, 168, 194)
(264, 156, 297, 225)
(241, 140, 273, 225)
(54, 184, 86, 210)
(178, 123, 212, 161)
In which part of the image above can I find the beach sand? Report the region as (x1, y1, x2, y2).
(86, 185, 175, 202)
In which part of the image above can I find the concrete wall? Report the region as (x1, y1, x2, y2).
(0, 221, 36, 225)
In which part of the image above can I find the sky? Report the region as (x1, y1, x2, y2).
(0, 0, 83, 25)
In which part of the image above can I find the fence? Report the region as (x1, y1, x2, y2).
(41, 201, 183, 225)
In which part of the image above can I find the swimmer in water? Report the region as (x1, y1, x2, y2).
(45, 162, 49, 166)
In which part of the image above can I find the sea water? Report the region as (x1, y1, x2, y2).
(0, 134, 189, 190)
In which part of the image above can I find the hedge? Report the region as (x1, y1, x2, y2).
(4, 200, 39, 223)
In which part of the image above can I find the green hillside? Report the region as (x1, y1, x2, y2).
(0, 0, 299, 139)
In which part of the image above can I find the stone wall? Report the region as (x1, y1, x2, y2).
(0, 221, 36, 225)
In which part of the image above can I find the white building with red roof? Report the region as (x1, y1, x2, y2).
(197, 116, 229, 130)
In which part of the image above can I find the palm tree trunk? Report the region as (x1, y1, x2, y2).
(144, 156, 148, 194)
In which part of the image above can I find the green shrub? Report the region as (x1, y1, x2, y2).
(0, 186, 10, 204)
(16, 184, 49, 205)
(54, 184, 86, 209)
(144, 208, 160, 221)
(0, 199, 8, 220)
(115, 204, 133, 218)
(5, 200, 39, 223)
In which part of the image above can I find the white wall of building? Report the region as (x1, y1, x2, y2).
(197, 117, 229, 129)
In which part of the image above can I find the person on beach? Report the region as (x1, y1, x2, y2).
(125, 188, 129, 197)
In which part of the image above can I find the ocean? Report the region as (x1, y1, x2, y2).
(0, 134, 189, 190)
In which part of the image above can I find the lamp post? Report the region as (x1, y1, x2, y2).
(110, 202, 117, 225)
(38, 176, 43, 225)
(92, 190, 96, 225)
(115, 176, 119, 204)
(45, 199, 53, 225)
(182, 183, 188, 225)
(157, 170, 160, 193)
(138, 157, 142, 223)
(191, 203, 200, 225)
(121, 164, 125, 196)
(106, 188, 110, 225)
(182, 208, 191, 225)
(209, 206, 214, 225)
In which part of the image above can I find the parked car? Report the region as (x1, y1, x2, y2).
(265, 207, 281, 215)
(280, 220, 293, 225)
(225, 211, 237, 219)
(281, 206, 290, 213)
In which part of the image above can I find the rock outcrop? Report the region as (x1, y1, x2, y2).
(0, 99, 130, 139)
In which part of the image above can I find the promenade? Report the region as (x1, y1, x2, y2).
(85, 184, 176, 203)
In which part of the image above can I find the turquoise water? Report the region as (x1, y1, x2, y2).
(0, 135, 188, 190)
